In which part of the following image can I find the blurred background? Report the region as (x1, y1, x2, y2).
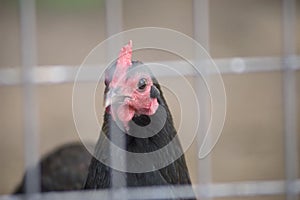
(0, 0, 299, 199)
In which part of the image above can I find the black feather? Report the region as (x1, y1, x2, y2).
(14, 142, 93, 193)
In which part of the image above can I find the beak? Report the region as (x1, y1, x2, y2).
(105, 89, 131, 108)
(150, 85, 160, 98)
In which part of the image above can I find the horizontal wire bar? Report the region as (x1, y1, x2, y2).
(0, 180, 299, 200)
(0, 56, 299, 86)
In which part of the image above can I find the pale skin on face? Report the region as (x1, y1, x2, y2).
(109, 72, 159, 130)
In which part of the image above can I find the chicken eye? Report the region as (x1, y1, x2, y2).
(137, 78, 147, 91)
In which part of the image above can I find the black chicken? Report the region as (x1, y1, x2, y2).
(14, 142, 92, 193)
(84, 41, 195, 200)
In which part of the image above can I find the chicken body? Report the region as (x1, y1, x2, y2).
(84, 58, 195, 199)
(14, 142, 92, 193)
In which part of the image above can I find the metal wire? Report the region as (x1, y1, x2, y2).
(105, 1, 127, 199)
(0, 57, 299, 86)
(1, 0, 299, 199)
(282, 0, 299, 200)
(1, 181, 300, 200)
(193, 1, 212, 200)
(19, 0, 40, 194)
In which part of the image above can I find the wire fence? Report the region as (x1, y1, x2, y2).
(0, 181, 300, 200)
(0, 0, 299, 199)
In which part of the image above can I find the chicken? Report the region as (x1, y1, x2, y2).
(14, 142, 92, 193)
(84, 41, 195, 200)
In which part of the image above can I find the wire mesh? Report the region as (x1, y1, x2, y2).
(0, 0, 299, 199)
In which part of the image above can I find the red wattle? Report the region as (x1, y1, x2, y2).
(117, 104, 135, 128)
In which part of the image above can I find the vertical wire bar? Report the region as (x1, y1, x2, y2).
(105, 1, 127, 199)
(19, 0, 40, 194)
(105, 0, 123, 37)
(193, 0, 209, 51)
(105, 0, 123, 59)
(193, 0, 212, 199)
(282, 0, 298, 200)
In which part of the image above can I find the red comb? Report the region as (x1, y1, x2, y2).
(117, 40, 132, 67)
(110, 40, 133, 88)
